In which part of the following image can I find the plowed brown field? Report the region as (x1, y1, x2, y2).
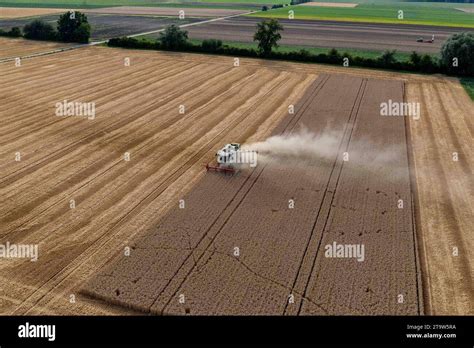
(85, 6, 248, 17)
(0, 39, 471, 315)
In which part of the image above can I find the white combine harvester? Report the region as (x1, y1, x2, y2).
(206, 143, 241, 174)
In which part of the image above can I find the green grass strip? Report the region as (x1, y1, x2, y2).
(249, 3, 474, 29)
(186, 38, 437, 62)
(460, 78, 474, 101)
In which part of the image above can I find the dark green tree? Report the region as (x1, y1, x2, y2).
(441, 32, 474, 76)
(409, 51, 422, 68)
(57, 11, 90, 43)
(419, 54, 437, 73)
(73, 23, 91, 43)
(9, 27, 22, 37)
(201, 39, 223, 52)
(253, 19, 283, 56)
(378, 50, 397, 66)
(158, 25, 188, 50)
(327, 48, 341, 63)
(23, 20, 56, 40)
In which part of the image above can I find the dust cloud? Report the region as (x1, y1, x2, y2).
(242, 125, 404, 174)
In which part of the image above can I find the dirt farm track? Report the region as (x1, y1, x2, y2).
(0, 38, 472, 315)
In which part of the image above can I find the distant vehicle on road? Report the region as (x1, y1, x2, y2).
(416, 35, 435, 43)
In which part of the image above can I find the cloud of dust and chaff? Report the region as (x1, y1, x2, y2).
(242, 125, 405, 178)
(243, 126, 341, 163)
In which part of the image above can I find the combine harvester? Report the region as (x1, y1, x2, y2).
(206, 143, 241, 174)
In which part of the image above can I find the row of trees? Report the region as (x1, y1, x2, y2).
(3, 12, 472, 76)
(0, 11, 91, 43)
(109, 35, 441, 73)
(0, 27, 22, 37)
(110, 20, 472, 76)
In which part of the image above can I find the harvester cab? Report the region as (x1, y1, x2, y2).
(206, 143, 241, 174)
(216, 143, 240, 165)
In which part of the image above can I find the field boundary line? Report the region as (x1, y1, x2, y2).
(414, 84, 439, 314)
(0, 44, 86, 63)
(403, 82, 425, 316)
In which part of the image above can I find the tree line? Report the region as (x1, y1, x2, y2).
(1, 13, 472, 76)
(0, 11, 90, 43)
(109, 20, 474, 77)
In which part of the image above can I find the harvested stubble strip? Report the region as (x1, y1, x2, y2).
(1, 67, 285, 276)
(0, 63, 247, 197)
(406, 82, 473, 315)
(0, 63, 243, 238)
(0, 61, 216, 183)
(298, 79, 421, 315)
